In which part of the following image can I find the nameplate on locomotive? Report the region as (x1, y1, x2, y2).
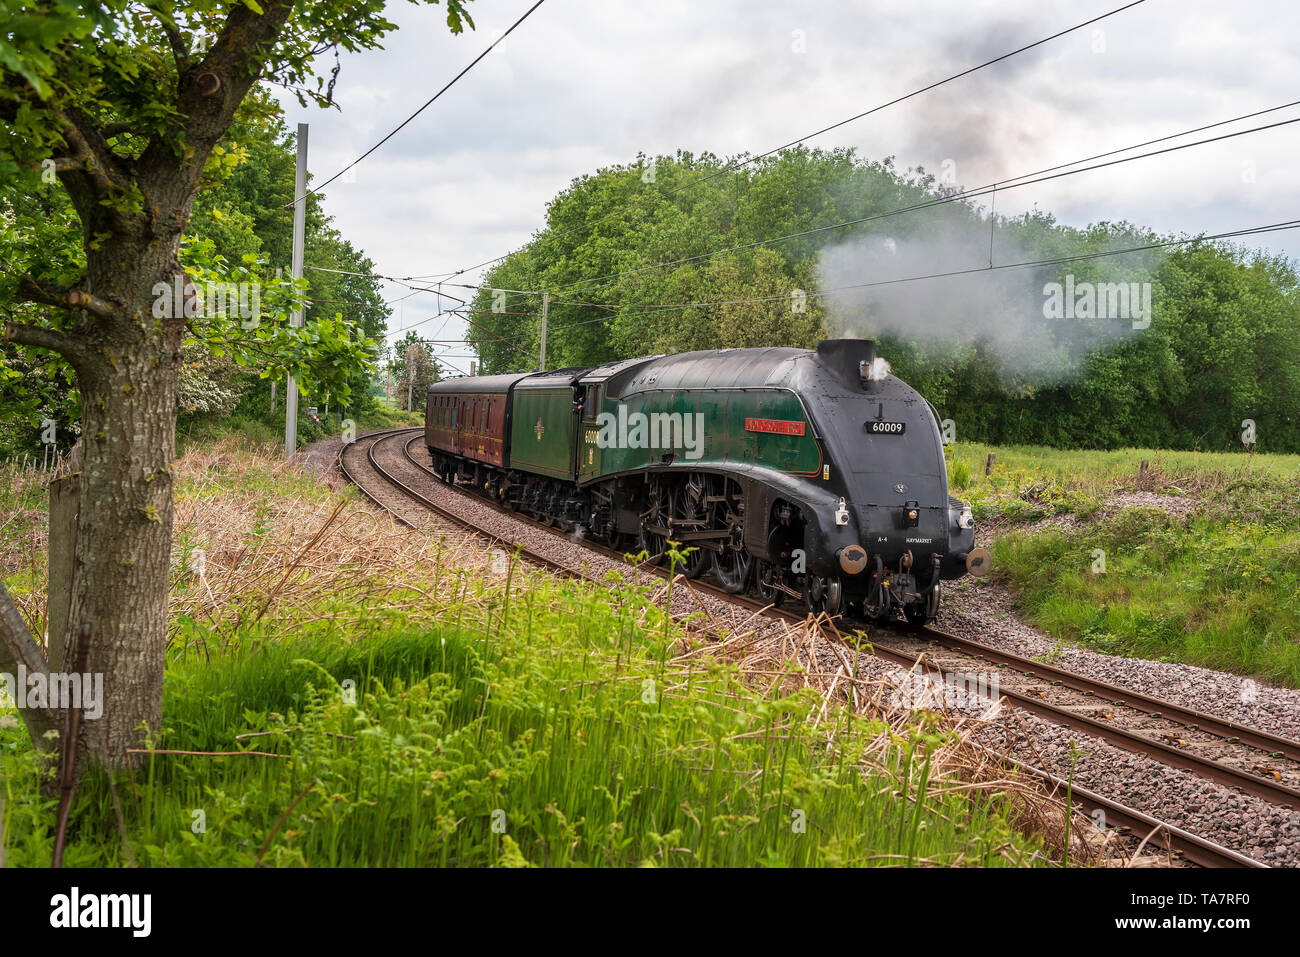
(744, 417, 806, 435)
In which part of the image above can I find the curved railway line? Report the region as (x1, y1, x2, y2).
(338, 427, 1287, 868)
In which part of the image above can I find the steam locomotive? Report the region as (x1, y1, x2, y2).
(425, 339, 989, 624)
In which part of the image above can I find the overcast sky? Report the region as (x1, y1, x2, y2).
(273, 0, 1300, 373)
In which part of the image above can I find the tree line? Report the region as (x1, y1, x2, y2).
(469, 148, 1299, 453)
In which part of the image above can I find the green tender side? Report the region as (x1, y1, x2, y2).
(511, 385, 578, 479)
(583, 387, 823, 480)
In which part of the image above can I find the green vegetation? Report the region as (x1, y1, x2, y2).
(1, 554, 1046, 868)
(0, 443, 1058, 866)
(175, 403, 422, 458)
(942, 440, 1300, 685)
(470, 149, 1300, 454)
(994, 509, 1300, 686)
(0, 87, 393, 463)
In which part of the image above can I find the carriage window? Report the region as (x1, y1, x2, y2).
(481, 402, 488, 432)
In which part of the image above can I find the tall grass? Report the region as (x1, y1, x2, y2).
(938, 440, 1300, 684)
(0, 439, 1092, 867)
(944, 440, 1300, 523)
(1, 562, 1048, 867)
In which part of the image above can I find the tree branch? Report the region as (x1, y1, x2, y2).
(139, 0, 296, 208)
(150, 9, 191, 77)
(2, 320, 83, 358)
(0, 579, 57, 747)
(16, 275, 114, 319)
(100, 122, 139, 140)
(53, 107, 127, 199)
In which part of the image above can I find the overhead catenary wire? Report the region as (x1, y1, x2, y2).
(387, 306, 540, 360)
(305, 97, 1300, 301)
(341, 117, 1300, 361)
(409, 108, 1300, 317)
(532, 217, 1300, 332)
(305, 100, 1300, 311)
(436, 0, 1150, 282)
(305, 1, 1292, 367)
(282, 0, 548, 208)
(376, 218, 1300, 367)
(544, 103, 1300, 298)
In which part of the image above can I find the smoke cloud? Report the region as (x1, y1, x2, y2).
(815, 214, 1163, 385)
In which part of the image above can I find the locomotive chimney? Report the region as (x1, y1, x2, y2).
(815, 338, 876, 390)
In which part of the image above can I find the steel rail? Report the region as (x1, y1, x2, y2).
(913, 624, 1300, 763)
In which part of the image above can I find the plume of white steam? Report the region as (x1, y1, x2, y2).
(815, 217, 1163, 384)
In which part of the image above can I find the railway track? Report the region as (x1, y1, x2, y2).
(875, 625, 1300, 805)
(338, 427, 1282, 867)
(339, 427, 581, 581)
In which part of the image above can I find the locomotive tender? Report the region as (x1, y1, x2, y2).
(426, 338, 989, 624)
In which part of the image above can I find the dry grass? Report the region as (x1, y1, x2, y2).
(167, 438, 517, 653)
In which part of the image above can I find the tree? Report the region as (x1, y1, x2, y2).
(391, 331, 440, 411)
(0, 0, 474, 774)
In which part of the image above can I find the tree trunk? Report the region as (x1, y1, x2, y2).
(60, 258, 184, 770)
(0, 0, 303, 778)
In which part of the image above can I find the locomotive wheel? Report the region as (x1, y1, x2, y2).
(863, 592, 890, 621)
(902, 605, 929, 627)
(639, 482, 671, 563)
(639, 521, 667, 563)
(677, 542, 710, 578)
(669, 486, 712, 579)
(804, 575, 844, 617)
(754, 560, 784, 608)
(904, 584, 941, 627)
(714, 544, 751, 593)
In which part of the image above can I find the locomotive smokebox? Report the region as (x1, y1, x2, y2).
(815, 338, 876, 391)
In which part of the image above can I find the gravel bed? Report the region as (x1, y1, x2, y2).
(971, 712, 1300, 866)
(976, 490, 1202, 543)
(1105, 490, 1201, 517)
(295, 435, 344, 476)
(936, 578, 1300, 743)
